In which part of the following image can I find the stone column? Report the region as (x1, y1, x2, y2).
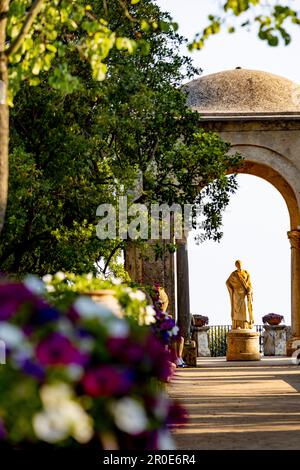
(192, 326, 211, 357)
(176, 237, 191, 340)
(287, 230, 300, 355)
(124, 240, 176, 315)
(263, 325, 287, 356)
(124, 242, 143, 284)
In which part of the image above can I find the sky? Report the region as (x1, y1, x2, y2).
(156, 0, 300, 325)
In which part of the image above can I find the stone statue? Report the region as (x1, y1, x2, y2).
(153, 282, 169, 313)
(226, 260, 254, 329)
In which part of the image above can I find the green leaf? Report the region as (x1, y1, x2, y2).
(267, 35, 279, 46)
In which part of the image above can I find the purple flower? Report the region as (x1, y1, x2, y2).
(160, 317, 175, 331)
(20, 358, 45, 381)
(36, 332, 86, 366)
(31, 305, 60, 325)
(22, 325, 34, 336)
(167, 402, 188, 427)
(67, 306, 80, 323)
(145, 334, 173, 381)
(107, 337, 145, 363)
(155, 311, 165, 321)
(76, 328, 93, 339)
(0, 419, 6, 440)
(0, 283, 37, 320)
(82, 366, 133, 397)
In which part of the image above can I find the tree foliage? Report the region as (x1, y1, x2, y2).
(191, 0, 300, 49)
(0, 0, 176, 233)
(6, 0, 154, 102)
(0, 0, 241, 276)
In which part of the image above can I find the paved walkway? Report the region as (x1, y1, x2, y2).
(168, 357, 300, 450)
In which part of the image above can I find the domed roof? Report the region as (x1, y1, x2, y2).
(186, 69, 300, 114)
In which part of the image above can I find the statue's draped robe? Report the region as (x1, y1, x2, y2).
(226, 270, 254, 329)
(158, 287, 169, 313)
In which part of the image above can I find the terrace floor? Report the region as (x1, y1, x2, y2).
(168, 357, 300, 450)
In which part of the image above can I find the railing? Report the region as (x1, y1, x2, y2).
(208, 325, 265, 357)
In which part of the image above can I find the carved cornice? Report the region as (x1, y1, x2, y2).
(288, 230, 300, 250)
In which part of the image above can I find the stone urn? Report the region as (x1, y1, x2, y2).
(262, 313, 284, 326)
(81, 290, 123, 318)
(192, 315, 209, 328)
(191, 315, 210, 358)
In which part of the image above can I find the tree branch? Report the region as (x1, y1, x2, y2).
(103, 241, 123, 275)
(6, 0, 45, 57)
(118, 0, 137, 23)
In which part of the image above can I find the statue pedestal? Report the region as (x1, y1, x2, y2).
(263, 325, 287, 356)
(183, 340, 197, 367)
(192, 326, 211, 357)
(226, 329, 261, 361)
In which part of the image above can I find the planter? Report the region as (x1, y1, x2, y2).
(81, 290, 123, 318)
(262, 313, 284, 326)
(267, 318, 282, 326)
(192, 315, 209, 328)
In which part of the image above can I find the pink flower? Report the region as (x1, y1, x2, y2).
(36, 332, 86, 366)
(82, 366, 133, 397)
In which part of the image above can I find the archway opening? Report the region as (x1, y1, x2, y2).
(188, 174, 291, 326)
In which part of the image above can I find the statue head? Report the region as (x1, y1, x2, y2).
(235, 259, 242, 271)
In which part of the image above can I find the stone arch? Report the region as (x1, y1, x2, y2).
(229, 144, 300, 229)
(127, 66, 300, 355)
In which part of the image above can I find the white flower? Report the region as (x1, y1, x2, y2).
(54, 271, 66, 281)
(111, 398, 148, 435)
(144, 305, 156, 325)
(33, 409, 69, 443)
(24, 275, 45, 295)
(33, 402, 93, 444)
(169, 326, 179, 337)
(57, 319, 73, 335)
(46, 284, 55, 293)
(110, 277, 122, 285)
(129, 290, 146, 302)
(157, 430, 176, 450)
(42, 274, 53, 284)
(66, 365, 84, 381)
(85, 272, 93, 281)
(73, 296, 113, 319)
(59, 401, 93, 444)
(73, 418, 94, 444)
(12, 343, 34, 361)
(0, 323, 25, 348)
(123, 287, 133, 294)
(34, 383, 94, 444)
(106, 318, 129, 338)
(40, 383, 73, 408)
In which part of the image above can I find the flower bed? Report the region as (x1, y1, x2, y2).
(0, 275, 186, 450)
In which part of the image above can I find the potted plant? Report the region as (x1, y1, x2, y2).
(192, 315, 209, 328)
(0, 276, 186, 451)
(262, 313, 284, 326)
